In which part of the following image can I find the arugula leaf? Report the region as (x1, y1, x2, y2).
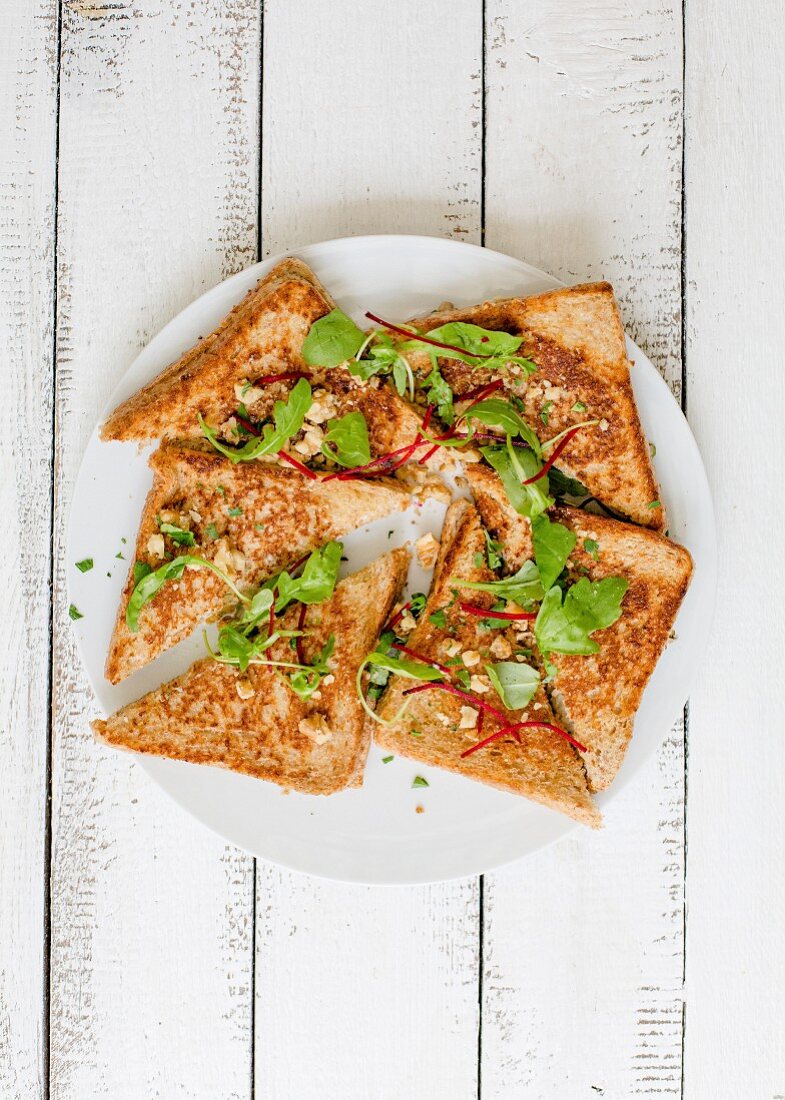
(68, 604, 83, 621)
(348, 333, 415, 399)
(484, 531, 504, 570)
(320, 411, 371, 468)
(302, 308, 366, 367)
(364, 650, 444, 682)
(481, 443, 553, 520)
(288, 635, 336, 699)
(199, 378, 313, 463)
(409, 592, 427, 616)
(485, 661, 539, 710)
(464, 397, 527, 437)
(75, 558, 93, 573)
(548, 466, 588, 499)
(451, 559, 544, 606)
(275, 540, 342, 612)
(158, 521, 196, 547)
(535, 576, 628, 656)
(423, 359, 454, 424)
(133, 560, 152, 586)
(402, 322, 537, 374)
(531, 513, 576, 589)
(126, 554, 248, 633)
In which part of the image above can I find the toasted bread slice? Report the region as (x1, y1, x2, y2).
(404, 282, 663, 529)
(467, 464, 693, 789)
(100, 257, 445, 480)
(375, 501, 599, 827)
(106, 441, 412, 684)
(94, 549, 409, 794)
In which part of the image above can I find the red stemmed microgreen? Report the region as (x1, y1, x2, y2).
(461, 719, 586, 758)
(458, 602, 536, 622)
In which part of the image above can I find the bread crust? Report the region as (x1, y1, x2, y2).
(95, 549, 410, 794)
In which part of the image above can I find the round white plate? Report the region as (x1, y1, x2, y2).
(68, 234, 716, 884)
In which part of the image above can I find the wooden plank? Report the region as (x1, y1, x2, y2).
(255, 2, 483, 1096)
(48, 3, 260, 1096)
(480, 3, 686, 1094)
(0, 4, 58, 1097)
(683, 2, 785, 1094)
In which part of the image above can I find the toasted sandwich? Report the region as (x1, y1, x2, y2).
(373, 500, 599, 827)
(101, 256, 445, 481)
(95, 548, 410, 794)
(399, 282, 663, 529)
(467, 464, 693, 789)
(106, 441, 413, 684)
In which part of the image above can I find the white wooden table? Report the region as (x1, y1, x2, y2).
(2, 1, 783, 1096)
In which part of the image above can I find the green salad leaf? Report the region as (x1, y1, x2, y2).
(320, 410, 371, 468)
(158, 521, 196, 547)
(450, 559, 544, 607)
(402, 322, 537, 374)
(348, 332, 415, 398)
(199, 378, 313, 462)
(531, 513, 576, 590)
(126, 554, 248, 633)
(274, 540, 342, 612)
(364, 650, 444, 682)
(535, 576, 628, 656)
(288, 635, 335, 699)
(423, 358, 455, 424)
(485, 661, 539, 710)
(548, 466, 588, 500)
(302, 308, 366, 367)
(481, 442, 553, 520)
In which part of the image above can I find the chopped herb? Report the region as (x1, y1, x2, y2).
(540, 400, 553, 425)
(648, 500, 661, 510)
(484, 531, 504, 570)
(409, 728, 424, 738)
(387, 530, 394, 539)
(206, 523, 219, 540)
(227, 507, 243, 517)
(473, 552, 484, 568)
(382, 755, 394, 764)
(216, 486, 226, 496)
(583, 538, 600, 561)
(75, 558, 93, 573)
(115, 552, 125, 560)
(412, 775, 429, 788)
(649, 442, 657, 458)
(428, 609, 447, 629)
(68, 604, 83, 621)
(121, 537, 127, 544)
(255, 523, 265, 532)
(572, 401, 587, 413)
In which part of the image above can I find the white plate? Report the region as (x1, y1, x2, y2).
(68, 234, 716, 885)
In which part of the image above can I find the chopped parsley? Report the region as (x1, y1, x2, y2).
(206, 523, 219, 540)
(412, 775, 429, 788)
(68, 604, 83, 621)
(428, 609, 448, 629)
(382, 755, 394, 764)
(75, 558, 93, 573)
(572, 401, 587, 413)
(583, 538, 600, 562)
(648, 500, 661, 510)
(227, 506, 243, 517)
(115, 552, 125, 560)
(540, 400, 553, 425)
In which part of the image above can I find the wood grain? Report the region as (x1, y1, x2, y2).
(481, 2, 686, 1094)
(255, 3, 483, 1096)
(0, 4, 58, 1097)
(48, 3, 260, 1096)
(684, 1, 785, 1094)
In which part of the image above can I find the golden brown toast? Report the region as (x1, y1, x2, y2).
(94, 549, 410, 794)
(106, 441, 412, 684)
(374, 500, 599, 827)
(467, 464, 693, 789)
(100, 257, 444, 478)
(404, 282, 664, 529)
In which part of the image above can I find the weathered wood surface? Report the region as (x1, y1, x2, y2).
(47, 3, 260, 1097)
(0, 4, 58, 1098)
(2, 0, 781, 1095)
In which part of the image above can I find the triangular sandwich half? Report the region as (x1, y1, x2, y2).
(374, 500, 599, 827)
(94, 548, 409, 794)
(401, 282, 663, 529)
(100, 256, 442, 478)
(467, 464, 693, 789)
(106, 441, 412, 683)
